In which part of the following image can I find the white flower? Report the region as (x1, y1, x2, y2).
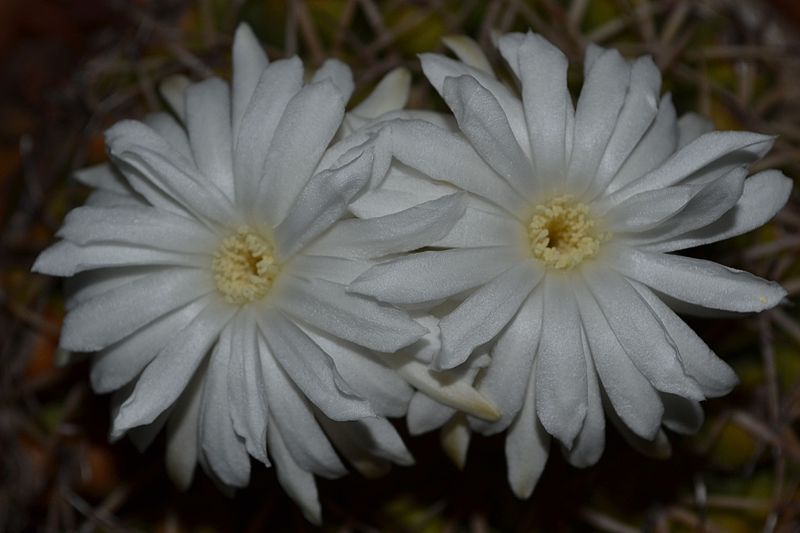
(348, 32, 792, 497)
(31, 24, 498, 523)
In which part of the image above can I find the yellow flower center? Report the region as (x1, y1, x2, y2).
(212, 227, 280, 305)
(527, 195, 608, 270)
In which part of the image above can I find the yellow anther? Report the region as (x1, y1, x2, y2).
(212, 227, 280, 305)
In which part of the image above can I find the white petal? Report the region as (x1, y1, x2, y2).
(629, 280, 739, 397)
(303, 326, 413, 418)
(567, 47, 630, 190)
(437, 261, 542, 370)
(165, 371, 204, 490)
(442, 35, 493, 74)
(420, 53, 529, 156)
(56, 205, 218, 253)
(495, 31, 525, 79)
(602, 185, 694, 233)
(111, 299, 235, 438)
(307, 193, 465, 260)
(622, 166, 747, 245)
(677, 112, 713, 149)
(323, 417, 413, 468)
(348, 165, 458, 218)
(517, 32, 573, 183)
(158, 75, 190, 121)
(442, 75, 534, 197)
(441, 415, 471, 469)
(91, 297, 209, 393)
(386, 119, 525, 213)
(407, 392, 456, 435)
(65, 267, 152, 310)
(534, 275, 587, 447)
(185, 78, 235, 199)
(585, 267, 705, 400)
(198, 324, 251, 487)
(660, 393, 704, 434)
(610, 131, 773, 202)
(505, 360, 550, 499)
(234, 58, 303, 204)
(259, 337, 346, 478)
(59, 268, 213, 352)
(470, 288, 543, 435)
(73, 163, 130, 194)
(83, 190, 145, 209)
(379, 353, 500, 421)
(312, 59, 354, 102)
(232, 23, 269, 146)
(257, 81, 346, 225)
(589, 56, 661, 196)
(256, 309, 374, 420)
(143, 112, 193, 161)
(286, 254, 369, 285)
(574, 283, 663, 439)
(610, 245, 787, 313)
(350, 67, 410, 119)
(607, 94, 678, 194)
(228, 313, 269, 464)
(277, 276, 426, 352)
(266, 419, 322, 524)
(607, 407, 672, 459)
(564, 329, 605, 468)
(106, 120, 239, 227)
(274, 149, 374, 259)
(643, 170, 793, 253)
(434, 202, 525, 249)
(349, 246, 519, 306)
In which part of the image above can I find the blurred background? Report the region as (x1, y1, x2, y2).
(1, 0, 799, 531)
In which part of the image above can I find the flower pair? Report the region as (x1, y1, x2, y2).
(34, 24, 791, 523)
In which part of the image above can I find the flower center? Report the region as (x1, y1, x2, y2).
(527, 195, 607, 270)
(212, 227, 280, 305)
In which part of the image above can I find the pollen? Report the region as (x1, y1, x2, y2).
(527, 195, 609, 270)
(212, 227, 280, 305)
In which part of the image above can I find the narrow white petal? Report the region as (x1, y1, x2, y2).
(567, 47, 630, 190)
(312, 59, 354, 102)
(442, 75, 534, 197)
(643, 170, 793, 253)
(505, 360, 550, 499)
(111, 299, 235, 438)
(608, 94, 678, 194)
(259, 337, 346, 478)
(630, 280, 739, 397)
(143, 112, 193, 161)
(198, 324, 251, 487)
(274, 149, 373, 259)
(677, 112, 714, 149)
(185, 78, 235, 199)
(564, 329, 605, 468)
(438, 261, 542, 370)
(434, 203, 525, 249)
(73, 163, 130, 194)
(266, 419, 322, 525)
(232, 23, 269, 145)
(322, 417, 413, 468)
(350, 67, 410, 119)
(660, 393, 704, 434)
(277, 276, 426, 352)
(585, 267, 705, 400)
(441, 415, 471, 469)
(470, 288, 543, 435)
(256, 309, 374, 420)
(535, 276, 587, 448)
(606, 405, 672, 459)
(420, 53, 529, 156)
(610, 131, 773, 202)
(349, 246, 519, 306)
(518, 32, 573, 183)
(159, 75, 190, 121)
(83, 190, 145, 209)
(165, 372, 204, 490)
(602, 185, 694, 233)
(306, 193, 466, 260)
(442, 35, 493, 74)
(574, 283, 663, 439)
(65, 267, 152, 310)
(286, 254, 370, 285)
(257, 81, 346, 225)
(495, 31, 526, 79)
(234, 58, 303, 205)
(91, 297, 209, 393)
(611, 245, 787, 313)
(386, 119, 525, 213)
(60, 268, 213, 352)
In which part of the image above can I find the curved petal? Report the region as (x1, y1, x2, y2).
(165, 371, 204, 490)
(442, 35, 493, 74)
(407, 392, 456, 435)
(660, 393, 704, 434)
(266, 418, 321, 525)
(349, 67, 410, 119)
(563, 329, 605, 468)
(312, 59, 354, 102)
(231, 23, 269, 145)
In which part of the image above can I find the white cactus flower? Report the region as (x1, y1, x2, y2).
(347, 32, 792, 497)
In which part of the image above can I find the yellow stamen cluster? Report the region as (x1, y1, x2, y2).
(527, 195, 608, 270)
(212, 227, 280, 305)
